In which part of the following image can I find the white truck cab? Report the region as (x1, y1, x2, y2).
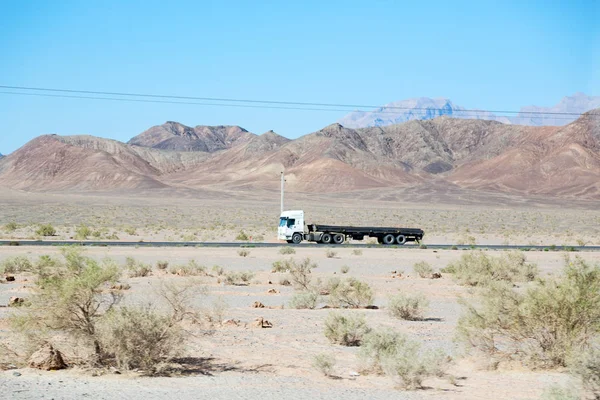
(278, 210, 305, 244)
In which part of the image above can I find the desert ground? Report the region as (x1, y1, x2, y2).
(1, 190, 599, 399)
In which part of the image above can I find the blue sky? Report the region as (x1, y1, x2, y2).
(0, 0, 598, 154)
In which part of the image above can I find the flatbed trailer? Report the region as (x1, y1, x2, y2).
(278, 210, 424, 245)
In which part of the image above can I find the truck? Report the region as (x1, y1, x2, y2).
(277, 210, 424, 245)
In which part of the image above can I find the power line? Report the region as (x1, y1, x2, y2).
(0, 90, 594, 122)
(1, 84, 598, 118)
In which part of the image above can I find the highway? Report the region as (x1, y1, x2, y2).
(1, 240, 599, 251)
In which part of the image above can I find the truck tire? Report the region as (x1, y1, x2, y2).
(292, 233, 303, 244)
(395, 235, 406, 245)
(333, 234, 344, 244)
(321, 233, 332, 244)
(382, 234, 395, 245)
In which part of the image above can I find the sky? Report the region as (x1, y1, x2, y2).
(0, 0, 598, 154)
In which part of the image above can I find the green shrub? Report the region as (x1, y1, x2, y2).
(99, 305, 182, 372)
(74, 224, 93, 240)
(4, 222, 18, 232)
(413, 261, 433, 278)
(125, 257, 152, 278)
(235, 230, 249, 241)
(1, 256, 33, 274)
(289, 291, 320, 309)
(456, 256, 600, 368)
(36, 224, 56, 236)
(388, 293, 429, 321)
(569, 336, 600, 396)
(539, 385, 580, 400)
(169, 260, 206, 276)
(359, 329, 448, 389)
(124, 226, 137, 235)
(324, 312, 371, 346)
(328, 278, 374, 308)
(312, 353, 336, 376)
(447, 251, 537, 286)
(288, 258, 317, 291)
(211, 265, 225, 276)
(340, 265, 350, 274)
(279, 246, 296, 255)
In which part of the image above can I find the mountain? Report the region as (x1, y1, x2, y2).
(128, 121, 255, 152)
(1, 110, 599, 198)
(338, 94, 600, 128)
(0, 152, 3, 158)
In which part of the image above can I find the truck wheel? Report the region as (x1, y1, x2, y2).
(382, 234, 395, 245)
(333, 234, 344, 244)
(395, 235, 406, 245)
(292, 233, 303, 244)
(321, 233, 332, 244)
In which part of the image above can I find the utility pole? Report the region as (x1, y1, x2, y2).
(280, 171, 285, 214)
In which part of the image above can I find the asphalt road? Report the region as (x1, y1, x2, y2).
(1, 240, 599, 251)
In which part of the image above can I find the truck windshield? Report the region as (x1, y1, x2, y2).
(287, 219, 295, 228)
(279, 217, 287, 227)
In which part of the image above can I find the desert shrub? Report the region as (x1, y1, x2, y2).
(99, 305, 182, 372)
(289, 291, 320, 309)
(539, 385, 580, 400)
(278, 277, 291, 286)
(211, 265, 225, 276)
(325, 249, 337, 258)
(359, 328, 448, 388)
(10, 247, 121, 362)
(328, 278, 374, 308)
(388, 293, 429, 321)
(237, 249, 250, 257)
(288, 258, 317, 291)
(224, 271, 255, 285)
(279, 246, 296, 255)
(4, 221, 18, 232)
(352, 249, 363, 256)
(340, 265, 350, 274)
(440, 264, 456, 274)
(169, 260, 206, 276)
(74, 224, 93, 240)
(456, 256, 600, 369)
(202, 296, 228, 327)
(156, 261, 169, 270)
(1, 256, 33, 274)
(312, 353, 336, 376)
(324, 312, 371, 346)
(446, 251, 537, 286)
(271, 258, 294, 273)
(569, 336, 600, 396)
(125, 257, 152, 278)
(36, 224, 56, 236)
(413, 261, 433, 278)
(235, 230, 249, 241)
(124, 226, 137, 235)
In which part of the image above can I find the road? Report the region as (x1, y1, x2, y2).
(1, 240, 598, 251)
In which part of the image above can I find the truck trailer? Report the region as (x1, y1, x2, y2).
(278, 210, 424, 245)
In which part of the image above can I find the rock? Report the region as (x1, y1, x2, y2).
(252, 317, 273, 328)
(431, 272, 442, 279)
(268, 280, 273, 285)
(8, 297, 25, 307)
(28, 343, 67, 370)
(5, 276, 15, 282)
(266, 289, 279, 294)
(12, 371, 21, 377)
(364, 305, 379, 309)
(349, 371, 360, 377)
(251, 301, 265, 308)
(222, 319, 240, 326)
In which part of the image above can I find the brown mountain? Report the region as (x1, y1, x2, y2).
(1, 109, 599, 198)
(128, 121, 255, 152)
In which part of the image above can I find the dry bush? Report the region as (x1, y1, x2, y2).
(125, 257, 152, 278)
(169, 260, 206, 276)
(328, 277, 374, 308)
(279, 246, 296, 255)
(359, 329, 448, 389)
(539, 385, 580, 400)
(352, 249, 363, 256)
(156, 261, 169, 270)
(1, 256, 32, 274)
(278, 277, 291, 286)
(98, 305, 182, 372)
(286, 258, 317, 291)
(237, 249, 250, 257)
(413, 261, 433, 278)
(388, 293, 429, 321)
(4, 221, 18, 232)
(325, 249, 337, 258)
(224, 271, 255, 286)
(36, 224, 56, 236)
(312, 353, 336, 376)
(211, 265, 225, 276)
(235, 230, 249, 241)
(569, 336, 600, 397)
(457, 256, 600, 369)
(74, 224, 93, 240)
(324, 312, 371, 346)
(340, 265, 350, 274)
(446, 251, 537, 286)
(124, 226, 137, 235)
(288, 291, 320, 309)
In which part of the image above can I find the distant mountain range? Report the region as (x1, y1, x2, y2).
(1, 108, 599, 199)
(338, 93, 600, 128)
